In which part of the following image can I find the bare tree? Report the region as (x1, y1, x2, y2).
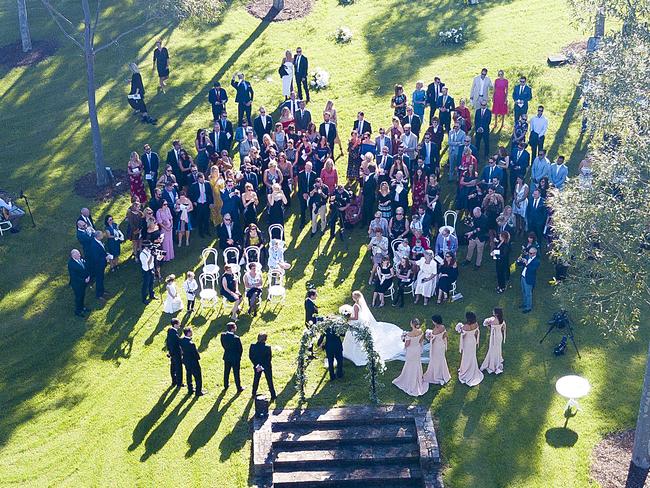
(17, 0, 32, 52)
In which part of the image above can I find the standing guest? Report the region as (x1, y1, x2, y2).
(323, 100, 344, 156)
(456, 312, 484, 386)
(239, 128, 261, 162)
(512, 76, 533, 122)
(423, 315, 451, 385)
(128, 151, 148, 204)
(217, 111, 235, 151)
(424, 117, 444, 162)
(139, 243, 157, 304)
(426, 76, 445, 123)
(550, 155, 568, 190)
(526, 189, 547, 244)
(400, 124, 418, 162)
(195, 129, 213, 172)
(474, 100, 492, 159)
(295, 100, 311, 133)
(529, 105, 548, 160)
(163, 274, 183, 314)
(517, 246, 540, 313)
(104, 215, 122, 272)
(231, 72, 254, 126)
(530, 149, 551, 192)
(78, 207, 96, 231)
(346, 130, 362, 184)
(369, 228, 390, 281)
(469, 68, 493, 107)
(272, 123, 287, 151)
(317, 320, 345, 381)
(329, 184, 351, 240)
(156, 201, 175, 261)
(158, 164, 177, 190)
(412, 81, 427, 122)
(217, 213, 243, 250)
(126, 200, 144, 259)
(320, 158, 338, 194)
(253, 106, 274, 145)
(182, 271, 198, 314)
(241, 182, 259, 227)
(436, 252, 458, 303)
(88, 231, 110, 301)
(298, 162, 317, 227)
(208, 81, 228, 122)
(305, 288, 319, 325)
(491, 70, 509, 130)
(293, 46, 310, 102)
(76, 220, 94, 257)
(221, 265, 242, 320)
(127, 63, 156, 124)
(267, 183, 288, 226)
(376, 181, 392, 220)
(436, 87, 455, 133)
(243, 262, 263, 316)
(482, 187, 505, 247)
(141, 144, 159, 197)
(368, 210, 389, 237)
(481, 308, 506, 374)
(283, 91, 300, 117)
(309, 178, 329, 237)
(249, 333, 276, 400)
(402, 105, 422, 138)
(480, 158, 504, 190)
(388, 205, 410, 240)
(492, 231, 511, 293)
(414, 250, 438, 305)
(435, 228, 458, 258)
(188, 173, 213, 238)
(389, 117, 404, 156)
(279, 107, 294, 131)
(392, 256, 413, 308)
(152, 40, 169, 91)
(174, 190, 193, 246)
(221, 322, 244, 392)
(419, 135, 438, 175)
(361, 164, 377, 226)
(447, 122, 466, 182)
(392, 319, 429, 397)
(511, 113, 529, 149)
(276, 153, 293, 204)
(462, 207, 488, 269)
(353, 111, 373, 136)
(319, 111, 338, 151)
(68, 249, 91, 317)
(180, 326, 205, 396)
(455, 98, 472, 133)
(391, 84, 407, 119)
(509, 142, 530, 197)
(375, 127, 393, 155)
(372, 256, 394, 307)
(165, 318, 183, 388)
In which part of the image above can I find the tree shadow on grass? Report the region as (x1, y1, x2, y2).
(141, 393, 197, 461)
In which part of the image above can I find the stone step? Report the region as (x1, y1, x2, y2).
(273, 445, 421, 470)
(272, 465, 422, 488)
(271, 406, 419, 424)
(272, 416, 413, 431)
(271, 424, 417, 449)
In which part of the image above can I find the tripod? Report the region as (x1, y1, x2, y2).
(540, 312, 581, 358)
(20, 190, 36, 227)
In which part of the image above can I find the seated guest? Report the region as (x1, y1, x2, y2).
(436, 252, 458, 303)
(368, 229, 389, 283)
(392, 256, 414, 308)
(435, 227, 458, 257)
(243, 262, 263, 316)
(388, 207, 410, 241)
(372, 255, 394, 307)
(268, 238, 291, 272)
(220, 264, 242, 320)
(217, 213, 243, 250)
(244, 223, 268, 267)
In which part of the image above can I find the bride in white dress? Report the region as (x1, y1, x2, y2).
(280, 50, 294, 99)
(342, 290, 410, 366)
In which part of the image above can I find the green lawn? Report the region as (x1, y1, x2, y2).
(0, 0, 645, 487)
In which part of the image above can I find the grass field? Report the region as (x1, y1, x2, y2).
(0, 0, 646, 486)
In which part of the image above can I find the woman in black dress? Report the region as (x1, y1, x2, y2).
(372, 256, 394, 307)
(152, 40, 170, 90)
(128, 63, 156, 124)
(492, 231, 511, 293)
(436, 252, 458, 303)
(267, 183, 287, 226)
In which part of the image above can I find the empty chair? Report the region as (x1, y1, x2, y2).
(444, 210, 458, 234)
(390, 238, 405, 255)
(266, 269, 286, 303)
(201, 248, 220, 278)
(0, 219, 12, 236)
(268, 223, 284, 242)
(198, 273, 219, 312)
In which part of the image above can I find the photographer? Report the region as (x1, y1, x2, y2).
(309, 177, 329, 237)
(139, 242, 160, 304)
(329, 184, 351, 241)
(462, 207, 488, 269)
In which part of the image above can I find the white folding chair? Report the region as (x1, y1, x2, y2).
(244, 245, 262, 268)
(223, 246, 241, 278)
(198, 273, 219, 312)
(266, 269, 286, 303)
(268, 223, 285, 242)
(201, 248, 220, 278)
(0, 219, 12, 236)
(390, 238, 405, 255)
(444, 210, 458, 234)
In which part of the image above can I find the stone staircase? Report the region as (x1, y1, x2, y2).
(253, 405, 443, 488)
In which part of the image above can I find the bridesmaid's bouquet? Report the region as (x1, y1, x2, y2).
(455, 322, 464, 334)
(400, 331, 408, 342)
(338, 304, 353, 318)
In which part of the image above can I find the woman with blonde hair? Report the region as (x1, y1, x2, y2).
(280, 49, 294, 99)
(324, 100, 344, 156)
(208, 165, 224, 225)
(128, 151, 148, 204)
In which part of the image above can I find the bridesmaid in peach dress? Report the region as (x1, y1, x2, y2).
(393, 319, 429, 397)
(456, 311, 484, 387)
(480, 307, 506, 374)
(423, 314, 451, 385)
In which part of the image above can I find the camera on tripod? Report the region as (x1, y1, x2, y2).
(540, 309, 581, 358)
(548, 310, 570, 329)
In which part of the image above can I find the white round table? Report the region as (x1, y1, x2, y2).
(555, 375, 590, 411)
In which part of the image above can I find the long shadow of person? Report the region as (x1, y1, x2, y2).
(185, 389, 238, 457)
(219, 397, 254, 461)
(140, 394, 197, 461)
(128, 386, 179, 451)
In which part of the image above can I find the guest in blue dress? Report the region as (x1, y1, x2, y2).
(412, 81, 427, 121)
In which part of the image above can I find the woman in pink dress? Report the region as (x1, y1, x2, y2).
(456, 311, 484, 387)
(127, 151, 148, 204)
(320, 158, 339, 194)
(423, 314, 451, 385)
(155, 200, 175, 261)
(480, 307, 506, 374)
(393, 319, 429, 396)
(492, 70, 509, 130)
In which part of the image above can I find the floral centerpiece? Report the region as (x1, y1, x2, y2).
(310, 67, 330, 91)
(334, 26, 353, 44)
(438, 26, 465, 45)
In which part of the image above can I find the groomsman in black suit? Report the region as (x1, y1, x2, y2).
(231, 72, 254, 126)
(319, 112, 337, 148)
(208, 81, 228, 122)
(361, 164, 378, 226)
(294, 46, 310, 102)
(141, 144, 159, 197)
(436, 87, 456, 132)
(353, 111, 372, 137)
(253, 106, 273, 145)
(426, 76, 445, 123)
(474, 100, 492, 159)
(68, 248, 90, 317)
(305, 289, 318, 324)
(165, 318, 183, 388)
(317, 324, 344, 381)
(188, 173, 213, 238)
(298, 162, 317, 227)
(249, 333, 276, 400)
(87, 230, 109, 300)
(179, 326, 204, 396)
(295, 100, 311, 133)
(221, 322, 244, 392)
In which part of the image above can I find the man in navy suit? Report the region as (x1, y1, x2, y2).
(480, 158, 504, 190)
(518, 246, 540, 313)
(231, 72, 254, 126)
(512, 76, 533, 121)
(526, 188, 547, 244)
(298, 162, 317, 227)
(87, 231, 109, 300)
(319, 111, 337, 148)
(426, 76, 445, 123)
(188, 173, 214, 238)
(208, 81, 228, 122)
(294, 47, 310, 102)
(68, 248, 90, 317)
(141, 144, 159, 197)
(209, 121, 230, 155)
(474, 100, 492, 159)
(253, 106, 273, 145)
(509, 142, 530, 196)
(436, 87, 456, 132)
(375, 128, 392, 155)
(217, 111, 234, 151)
(294, 100, 311, 133)
(353, 111, 372, 137)
(282, 91, 301, 116)
(401, 105, 422, 138)
(376, 145, 393, 184)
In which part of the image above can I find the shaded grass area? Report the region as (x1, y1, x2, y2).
(0, 0, 643, 487)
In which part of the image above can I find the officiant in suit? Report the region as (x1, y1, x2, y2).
(317, 324, 344, 381)
(208, 81, 228, 122)
(68, 249, 90, 317)
(249, 333, 276, 400)
(294, 47, 310, 102)
(231, 72, 254, 126)
(221, 322, 244, 392)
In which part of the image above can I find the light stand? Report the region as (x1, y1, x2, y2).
(20, 190, 36, 227)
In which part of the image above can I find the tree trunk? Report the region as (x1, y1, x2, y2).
(272, 0, 284, 10)
(626, 340, 650, 488)
(17, 0, 32, 52)
(81, 0, 108, 187)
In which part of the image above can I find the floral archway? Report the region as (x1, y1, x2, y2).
(295, 313, 386, 404)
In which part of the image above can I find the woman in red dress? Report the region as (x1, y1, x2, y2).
(411, 167, 427, 213)
(127, 151, 148, 204)
(455, 99, 472, 134)
(492, 70, 509, 130)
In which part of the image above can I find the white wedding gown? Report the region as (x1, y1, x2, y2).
(342, 295, 430, 365)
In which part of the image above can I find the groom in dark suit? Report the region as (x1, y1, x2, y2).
(294, 47, 310, 102)
(317, 324, 344, 381)
(221, 322, 244, 392)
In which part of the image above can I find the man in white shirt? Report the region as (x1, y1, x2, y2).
(139, 244, 158, 304)
(469, 68, 493, 107)
(529, 105, 549, 160)
(400, 124, 418, 160)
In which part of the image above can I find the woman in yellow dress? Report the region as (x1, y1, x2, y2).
(208, 165, 224, 226)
